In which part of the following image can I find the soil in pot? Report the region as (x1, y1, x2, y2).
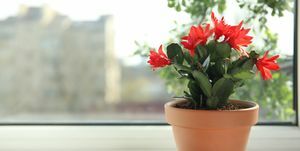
(175, 101, 248, 110)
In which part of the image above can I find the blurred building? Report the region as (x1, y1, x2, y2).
(0, 5, 121, 112)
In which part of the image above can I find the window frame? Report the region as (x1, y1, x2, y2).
(0, 0, 298, 127)
(296, 0, 300, 127)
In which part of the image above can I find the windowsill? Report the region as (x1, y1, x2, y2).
(0, 126, 299, 151)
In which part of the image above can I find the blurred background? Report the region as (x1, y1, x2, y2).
(0, 0, 295, 123)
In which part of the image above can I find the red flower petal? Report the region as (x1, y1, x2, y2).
(266, 55, 280, 62)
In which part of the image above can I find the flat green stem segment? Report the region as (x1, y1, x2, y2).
(192, 70, 212, 97)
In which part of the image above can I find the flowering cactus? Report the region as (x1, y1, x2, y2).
(147, 12, 280, 109)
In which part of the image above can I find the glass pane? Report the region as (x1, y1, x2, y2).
(0, 0, 295, 123)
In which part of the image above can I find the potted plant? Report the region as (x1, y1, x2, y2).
(147, 12, 280, 151)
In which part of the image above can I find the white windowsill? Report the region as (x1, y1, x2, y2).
(0, 126, 299, 151)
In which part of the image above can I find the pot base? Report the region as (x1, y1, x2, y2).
(173, 126, 251, 151)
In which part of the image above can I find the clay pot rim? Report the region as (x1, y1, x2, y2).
(165, 99, 259, 112)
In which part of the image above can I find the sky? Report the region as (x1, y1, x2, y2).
(0, 0, 294, 65)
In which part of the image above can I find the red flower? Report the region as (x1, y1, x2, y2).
(226, 22, 253, 56)
(211, 12, 253, 56)
(181, 24, 212, 56)
(211, 12, 231, 40)
(148, 45, 171, 70)
(255, 51, 280, 80)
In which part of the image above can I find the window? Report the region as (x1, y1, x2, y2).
(0, 0, 296, 124)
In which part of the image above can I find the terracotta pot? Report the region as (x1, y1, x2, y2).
(165, 99, 259, 151)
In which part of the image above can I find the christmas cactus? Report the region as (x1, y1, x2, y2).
(147, 12, 280, 110)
